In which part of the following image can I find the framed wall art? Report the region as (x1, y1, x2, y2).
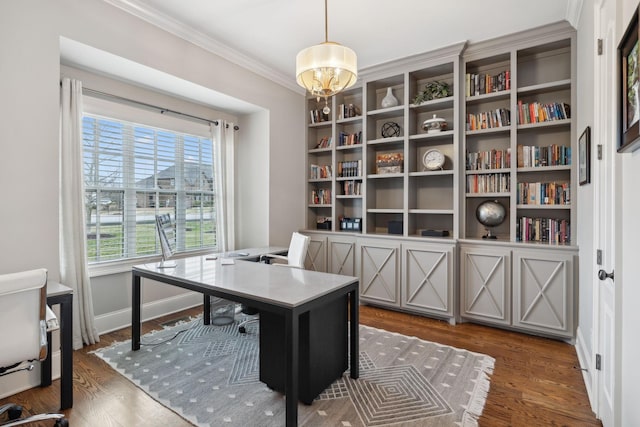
(619, 7, 640, 152)
(579, 126, 591, 185)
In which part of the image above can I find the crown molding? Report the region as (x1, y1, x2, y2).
(359, 41, 468, 82)
(565, 0, 584, 29)
(102, 0, 304, 95)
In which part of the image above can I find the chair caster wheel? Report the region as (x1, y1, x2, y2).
(54, 417, 69, 427)
(8, 405, 22, 420)
(239, 326, 246, 334)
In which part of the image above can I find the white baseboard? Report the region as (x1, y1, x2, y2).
(0, 352, 61, 400)
(94, 292, 203, 335)
(0, 293, 202, 401)
(575, 325, 596, 411)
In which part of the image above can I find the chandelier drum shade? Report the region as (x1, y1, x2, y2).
(296, 42, 358, 98)
(296, 0, 357, 111)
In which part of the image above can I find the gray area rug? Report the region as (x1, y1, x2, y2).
(93, 318, 494, 426)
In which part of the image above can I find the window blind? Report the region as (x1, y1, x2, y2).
(83, 113, 216, 263)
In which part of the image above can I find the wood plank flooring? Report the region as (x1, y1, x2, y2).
(0, 305, 602, 426)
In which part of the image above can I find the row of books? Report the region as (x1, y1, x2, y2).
(338, 104, 361, 120)
(309, 164, 332, 180)
(309, 109, 330, 124)
(341, 180, 362, 196)
(466, 108, 511, 131)
(517, 144, 571, 168)
(338, 131, 362, 146)
(310, 188, 331, 205)
(466, 173, 510, 194)
(314, 136, 332, 149)
(466, 148, 511, 170)
(466, 70, 510, 97)
(338, 160, 362, 177)
(516, 216, 570, 244)
(517, 101, 571, 124)
(516, 182, 570, 205)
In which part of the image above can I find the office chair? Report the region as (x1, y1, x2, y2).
(238, 232, 310, 334)
(0, 269, 68, 427)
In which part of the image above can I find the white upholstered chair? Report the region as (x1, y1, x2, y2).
(238, 232, 311, 333)
(0, 269, 68, 427)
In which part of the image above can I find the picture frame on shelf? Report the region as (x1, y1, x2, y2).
(579, 126, 591, 185)
(618, 7, 640, 153)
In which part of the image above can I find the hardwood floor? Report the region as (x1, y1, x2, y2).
(0, 305, 601, 426)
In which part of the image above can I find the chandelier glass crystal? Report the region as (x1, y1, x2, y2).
(296, 0, 357, 113)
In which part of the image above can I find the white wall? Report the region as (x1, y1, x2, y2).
(575, 0, 596, 399)
(619, 2, 640, 427)
(0, 0, 305, 277)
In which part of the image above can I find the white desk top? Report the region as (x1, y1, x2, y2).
(47, 281, 73, 297)
(134, 251, 358, 309)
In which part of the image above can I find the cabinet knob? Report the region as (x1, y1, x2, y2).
(598, 269, 614, 281)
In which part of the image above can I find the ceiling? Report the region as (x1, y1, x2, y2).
(104, 0, 580, 94)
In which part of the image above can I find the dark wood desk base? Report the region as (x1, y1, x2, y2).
(42, 292, 73, 410)
(259, 295, 348, 404)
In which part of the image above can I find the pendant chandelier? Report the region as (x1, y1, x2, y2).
(296, 0, 357, 113)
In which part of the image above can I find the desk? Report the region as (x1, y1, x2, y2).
(131, 249, 359, 427)
(42, 281, 73, 410)
(201, 247, 287, 325)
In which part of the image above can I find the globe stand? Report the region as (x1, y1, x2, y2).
(482, 227, 498, 239)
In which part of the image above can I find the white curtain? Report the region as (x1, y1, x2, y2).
(60, 78, 99, 348)
(211, 121, 236, 251)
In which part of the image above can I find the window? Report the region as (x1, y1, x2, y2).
(82, 114, 217, 263)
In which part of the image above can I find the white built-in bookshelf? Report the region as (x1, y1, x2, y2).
(304, 22, 578, 340)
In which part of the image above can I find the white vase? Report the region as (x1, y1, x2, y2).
(381, 87, 399, 108)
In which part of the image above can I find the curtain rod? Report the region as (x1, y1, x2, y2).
(80, 87, 239, 130)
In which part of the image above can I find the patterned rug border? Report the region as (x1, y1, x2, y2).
(92, 318, 495, 427)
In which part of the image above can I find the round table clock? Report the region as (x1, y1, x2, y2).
(422, 149, 445, 170)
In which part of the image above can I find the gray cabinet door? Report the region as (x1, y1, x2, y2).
(358, 239, 400, 306)
(460, 245, 511, 325)
(513, 250, 574, 337)
(328, 236, 356, 276)
(305, 234, 327, 272)
(401, 242, 454, 318)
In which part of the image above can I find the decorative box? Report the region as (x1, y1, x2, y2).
(376, 153, 404, 174)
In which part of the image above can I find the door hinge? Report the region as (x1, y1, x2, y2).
(597, 39, 603, 55)
(596, 354, 602, 370)
(598, 144, 603, 160)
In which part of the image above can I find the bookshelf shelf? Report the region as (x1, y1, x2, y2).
(408, 130, 455, 141)
(517, 165, 571, 172)
(518, 79, 571, 95)
(517, 119, 571, 130)
(517, 204, 571, 209)
(465, 90, 511, 104)
(367, 105, 405, 118)
(466, 192, 511, 198)
(465, 127, 511, 136)
(409, 96, 455, 111)
(336, 144, 362, 151)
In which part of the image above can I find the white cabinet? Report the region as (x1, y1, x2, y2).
(402, 242, 455, 319)
(327, 235, 356, 276)
(357, 238, 401, 306)
(305, 234, 327, 272)
(460, 242, 576, 339)
(513, 249, 574, 338)
(460, 244, 511, 325)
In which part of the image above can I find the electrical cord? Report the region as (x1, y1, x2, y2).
(139, 318, 200, 347)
